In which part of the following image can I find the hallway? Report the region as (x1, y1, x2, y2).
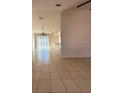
(32, 49, 91, 93)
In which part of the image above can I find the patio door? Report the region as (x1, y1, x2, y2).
(36, 35, 49, 49)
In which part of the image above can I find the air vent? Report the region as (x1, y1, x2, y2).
(77, 0, 91, 8)
(56, 4, 61, 7)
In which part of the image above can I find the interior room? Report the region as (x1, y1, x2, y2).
(32, 0, 91, 93)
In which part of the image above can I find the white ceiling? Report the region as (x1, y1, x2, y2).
(32, 0, 90, 11)
(32, 11, 61, 33)
(32, 0, 91, 33)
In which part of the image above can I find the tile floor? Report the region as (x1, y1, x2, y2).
(32, 49, 91, 93)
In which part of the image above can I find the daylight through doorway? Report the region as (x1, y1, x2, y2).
(37, 35, 49, 49)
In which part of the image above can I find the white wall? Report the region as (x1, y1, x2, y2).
(61, 9, 91, 57)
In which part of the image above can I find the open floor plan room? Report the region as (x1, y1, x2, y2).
(32, 0, 91, 93)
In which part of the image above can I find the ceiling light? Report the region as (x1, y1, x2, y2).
(38, 17, 47, 36)
(41, 24, 47, 36)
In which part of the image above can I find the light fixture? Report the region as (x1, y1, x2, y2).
(38, 17, 47, 36)
(41, 24, 47, 36)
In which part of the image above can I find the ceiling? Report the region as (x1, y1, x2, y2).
(32, 11, 61, 33)
(32, 0, 90, 11)
(32, 0, 91, 33)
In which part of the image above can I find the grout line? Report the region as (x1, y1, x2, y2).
(56, 49, 83, 93)
(33, 49, 90, 93)
(53, 50, 68, 93)
(35, 50, 43, 93)
(61, 57, 84, 93)
(49, 50, 52, 93)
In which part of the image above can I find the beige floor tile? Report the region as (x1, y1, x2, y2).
(32, 67, 41, 72)
(49, 68, 58, 73)
(32, 62, 42, 66)
(63, 80, 81, 92)
(51, 71, 62, 80)
(32, 72, 40, 80)
(80, 72, 91, 80)
(33, 49, 91, 93)
(69, 72, 83, 80)
(32, 81, 38, 93)
(59, 72, 72, 80)
(75, 80, 91, 93)
(57, 67, 68, 72)
(41, 65, 49, 69)
(40, 69, 50, 74)
(37, 80, 51, 93)
(69, 72, 90, 80)
(40, 71, 50, 80)
(51, 80, 66, 92)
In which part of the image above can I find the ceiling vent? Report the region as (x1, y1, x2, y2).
(56, 0, 61, 7)
(77, 0, 91, 8)
(56, 4, 61, 7)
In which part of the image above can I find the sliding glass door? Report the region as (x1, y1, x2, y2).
(36, 35, 49, 49)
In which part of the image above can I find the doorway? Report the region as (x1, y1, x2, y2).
(36, 35, 49, 50)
